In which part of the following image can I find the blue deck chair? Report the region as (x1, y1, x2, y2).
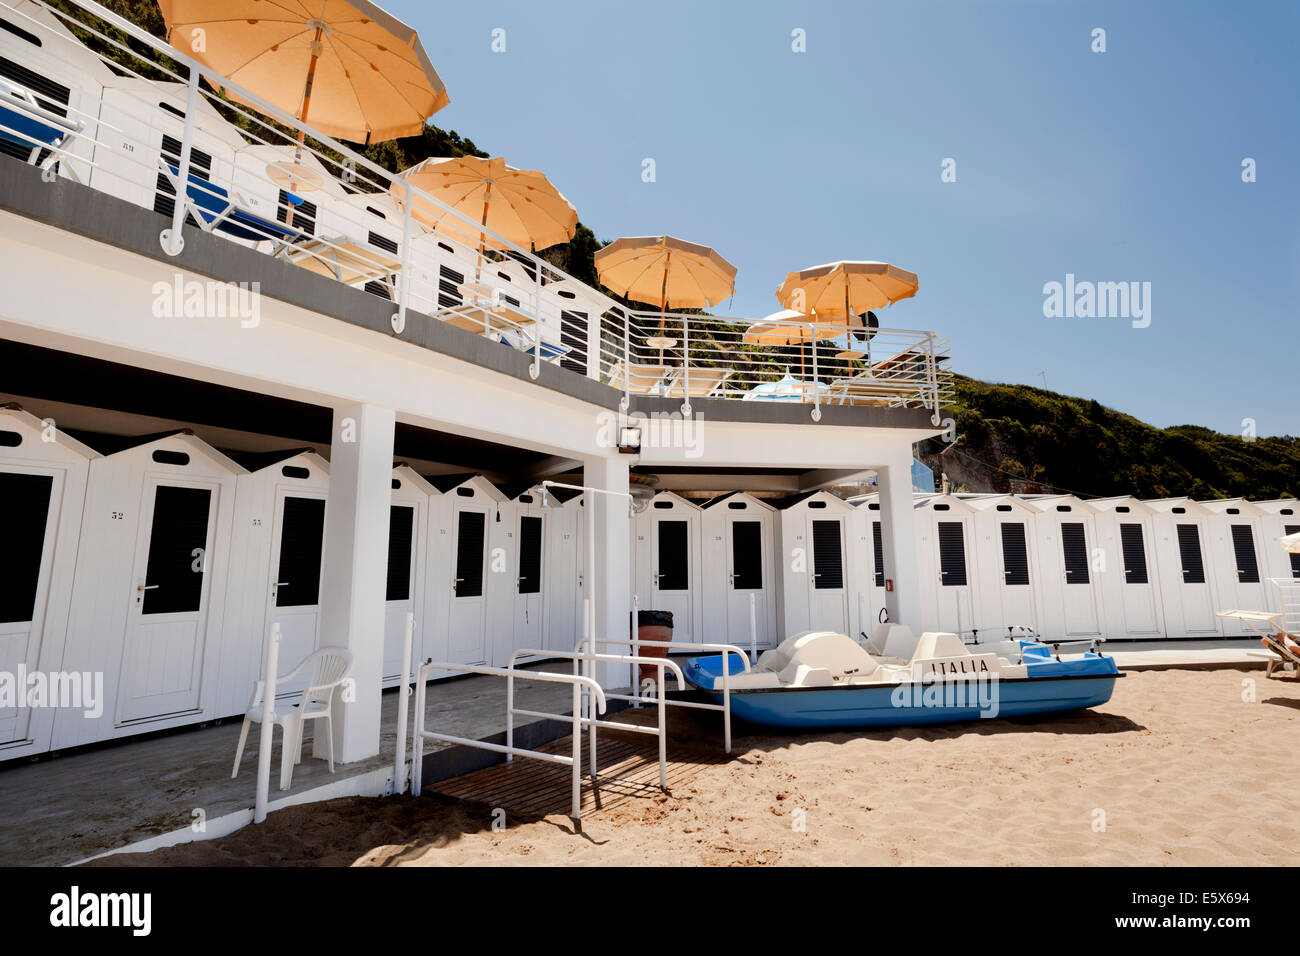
(162, 162, 300, 246)
(500, 331, 570, 362)
(0, 78, 82, 178)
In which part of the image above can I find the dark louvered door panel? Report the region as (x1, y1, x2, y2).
(1287, 525, 1300, 578)
(730, 520, 762, 589)
(519, 515, 542, 594)
(1176, 524, 1205, 584)
(1061, 522, 1089, 584)
(438, 264, 464, 309)
(142, 485, 211, 615)
(454, 511, 485, 597)
(1000, 522, 1030, 585)
(386, 505, 414, 602)
(0, 472, 53, 624)
(364, 232, 398, 298)
(154, 133, 213, 221)
(1230, 525, 1260, 584)
(656, 520, 689, 591)
(560, 311, 588, 375)
(1119, 523, 1149, 584)
(873, 521, 885, 587)
(277, 189, 317, 235)
(276, 496, 325, 607)
(937, 521, 967, 586)
(812, 519, 844, 590)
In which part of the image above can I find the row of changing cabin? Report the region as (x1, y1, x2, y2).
(4, 404, 1300, 760)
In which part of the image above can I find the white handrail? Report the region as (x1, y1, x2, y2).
(410, 659, 605, 821)
(575, 637, 749, 754)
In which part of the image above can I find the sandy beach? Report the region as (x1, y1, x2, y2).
(90, 668, 1299, 867)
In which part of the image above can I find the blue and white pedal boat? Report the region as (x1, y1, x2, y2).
(683, 629, 1122, 730)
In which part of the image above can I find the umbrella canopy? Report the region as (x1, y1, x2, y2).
(391, 155, 578, 252)
(158, 0, 450, 144)
(775, 260, 918, 320)
(594, 235, 737, 311)
(1282, 531, 1300, 554)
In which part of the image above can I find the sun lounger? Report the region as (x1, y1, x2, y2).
(1216, 609, 1299, 679)
(500, 331, 570, 362)
(659, 366, 732, 397)
(0, 77, 83, 179)
(162, 161, 300, 246)
(283, 236, 402, 290)
(606, 361, 671, 394)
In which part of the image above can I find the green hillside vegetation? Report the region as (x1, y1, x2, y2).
(52, 2, 1300, 502)
(920, 375, 1299, 500)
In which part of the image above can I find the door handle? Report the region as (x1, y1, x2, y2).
(274, 581, 289, 587)
(139, 584, 160, 591)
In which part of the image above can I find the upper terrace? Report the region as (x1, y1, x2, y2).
(0, 0, 952, 428)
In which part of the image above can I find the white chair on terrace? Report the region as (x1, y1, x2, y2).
(231, 646, 353, 791)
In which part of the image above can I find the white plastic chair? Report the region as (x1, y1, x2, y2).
(231, 647, 353, 791)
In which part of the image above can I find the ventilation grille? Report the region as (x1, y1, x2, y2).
(937, 521, 966, 587)
(0, 471, 53, 624)
(812, 519, 844, 590)
(872, 521, 884, 588)
(454, 510, 486, 598)
(1176, 524, 1205, 584)
(1119, 522, 1149, 584)
(386, 505, 414, 602)
(656, 520, 689, 591)
(729, 520, 762, 589)
(276, 496, 325, 607)
(1000, 522, 1030, 586)
(518, 515, 542, 594)
(142, 485, 212, 615)
(1061, 522, 1090, 584)
(1230, 524, 1259, 584)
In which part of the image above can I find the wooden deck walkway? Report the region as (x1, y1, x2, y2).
(428, 729, 730, 819)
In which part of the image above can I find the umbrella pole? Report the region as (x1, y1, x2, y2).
(475, 180, 492, 284)
(658, 249, 670, 363)
(283, 23, 324, 224)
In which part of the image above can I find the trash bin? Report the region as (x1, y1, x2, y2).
(635, 609, 674, 685)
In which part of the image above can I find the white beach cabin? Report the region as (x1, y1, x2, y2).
(1021, 495, 1104, 642)
(0, 405, 98, 759)
(700, 492, 778, 650)
(777, 491, 857, 637)
(1199, 498, 1270, 636)
(1090, 496, 1167, 640)
(383, 465, 438, 685)
(963, 494, 1043, 639)
(541, 486, 584, 653)
(434, 475, 508, 667)
(913, 493, 979, 636)
(1145, 498, 1221, 638)
(493, 484, 551, 664)
(1254, 499, 1300, 583)
(54, 431, 242, 748)
(633, 491, 704, 643)
(218, 449, 329, 713)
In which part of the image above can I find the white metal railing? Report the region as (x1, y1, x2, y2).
(410, 658, 606, 821)
(507, 649, 685, 790)
(575, 638, 751, 754)
(6, 0, 952, 423)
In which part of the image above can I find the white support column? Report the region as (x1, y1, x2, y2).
(878, 461, 922, 631)
(316, 402, 396, 764)
(584, 455, 631, 689)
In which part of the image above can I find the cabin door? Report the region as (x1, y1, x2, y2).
(267, 492, 326, 694)
(1116, 520, 1160, 636)
(1058, 521, 1100, 636)
(1223, 520, 1267, 635)
(515, 514, 545, 652)
(652, 517, 695, 642)
(866, 518, 889, 631)
(1173, 521, 1217, 634)
(932, 518, 974, 636)
(118, 479, 218, 723)
(995, 520, 1037, 631)
(0, 469, 60, 745)
(382, 504, 417, 681)
(448, 505, 488, 663)
(807, 516, 849, 633)
(725, 516, 771, 648)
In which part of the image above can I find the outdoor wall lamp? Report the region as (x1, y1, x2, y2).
(617, 425, 642, 454)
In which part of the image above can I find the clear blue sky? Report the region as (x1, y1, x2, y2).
(386, 0, 1299, 436)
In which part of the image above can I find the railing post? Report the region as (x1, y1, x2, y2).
(810, 324, 822, 421)
(391, 181, 412, 334)
(925, 332, 940, 425)
(393, 613, 414, 794)
(253, 622, 281, 824)
(621, 307, 631, 412)
(571, 681, 582, 822)
(528, 259, 542, 380)
(411, 661, 428, 797)
(680, 314, 692, 417)
(159, 67, 200, 256)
